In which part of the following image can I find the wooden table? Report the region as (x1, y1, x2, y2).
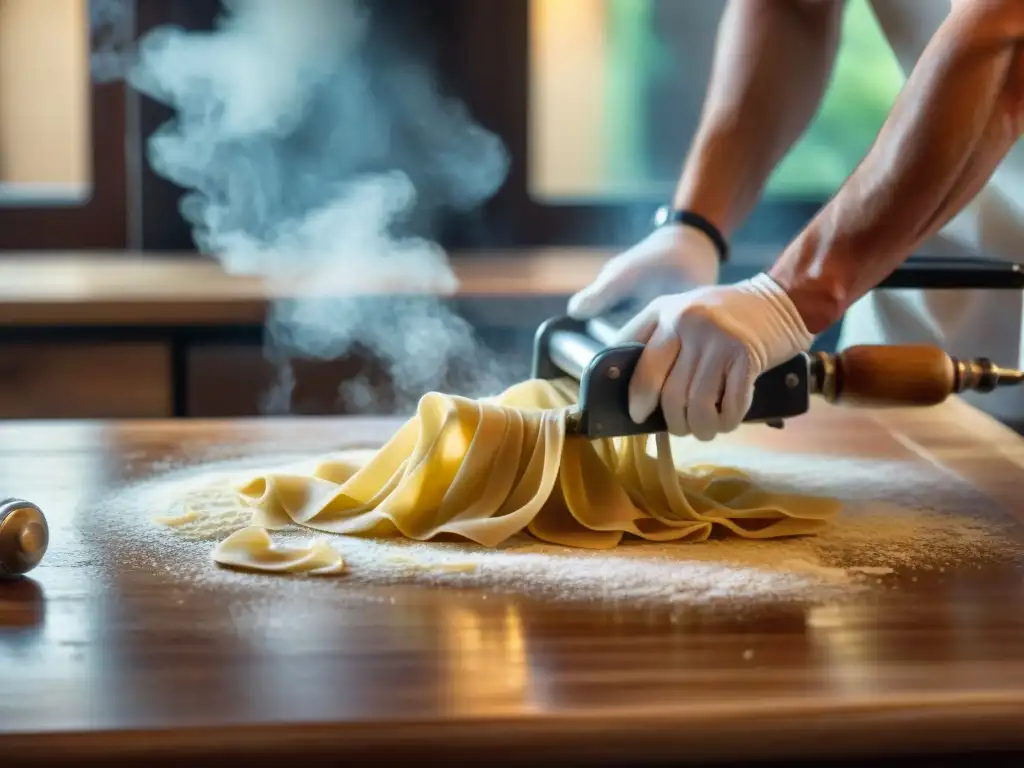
(4, 399, 1024, 766)
(0, 251, 614, 419)
(0, 251, 617, 326)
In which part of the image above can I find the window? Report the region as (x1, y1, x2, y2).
(529, 0, 905, 202)
(0, 0, 128, 249)
(0, 0, 90, 203)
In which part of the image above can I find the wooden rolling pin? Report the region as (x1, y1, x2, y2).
(808, 345, 1024, 407)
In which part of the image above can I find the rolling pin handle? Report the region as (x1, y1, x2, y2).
(815, 345, 956, 407)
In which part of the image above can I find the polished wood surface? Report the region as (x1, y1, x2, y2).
(0, 251, 613, 326)
(4, 399, 1024, 765)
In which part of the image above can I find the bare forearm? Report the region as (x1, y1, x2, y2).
(674, 0, 844, 235)
(771, 1, 1024, 333)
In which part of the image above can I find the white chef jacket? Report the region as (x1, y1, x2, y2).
(836, 0, 1024, 422)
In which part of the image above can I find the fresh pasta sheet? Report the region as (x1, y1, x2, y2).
(195, 378, 839, 572)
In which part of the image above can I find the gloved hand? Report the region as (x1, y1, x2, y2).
(615, 273, 815, 441)
(567, 224, 721, 319)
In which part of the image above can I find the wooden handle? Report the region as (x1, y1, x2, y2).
(831, 345, 955, 407)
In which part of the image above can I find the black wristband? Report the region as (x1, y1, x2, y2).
(653, 206, 730, 263)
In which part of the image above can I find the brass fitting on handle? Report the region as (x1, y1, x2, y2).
(809, 351, 838, 402)
(952, 358, 1024, 393)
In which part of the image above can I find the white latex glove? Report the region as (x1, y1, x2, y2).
(567, 224, 721, 319)
(616, 273, 815, 441)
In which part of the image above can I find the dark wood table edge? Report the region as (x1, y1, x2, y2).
(6, 697, 1024, 766)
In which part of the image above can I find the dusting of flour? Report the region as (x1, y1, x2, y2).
(82, 445, 1023, 611)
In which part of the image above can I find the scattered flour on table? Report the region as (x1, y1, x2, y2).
(78, 444, 1023, 610)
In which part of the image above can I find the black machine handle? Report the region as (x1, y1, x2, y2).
(533, 317, 811, 439)
(880, 255, 1024, 289)
(574, 345, 809, 438)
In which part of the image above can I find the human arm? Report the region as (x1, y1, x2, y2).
(568, 0, 845, 317)
(769, 0, 1024, 333)
(674, 0, 846, 235)
(618, 0, 1024, 441)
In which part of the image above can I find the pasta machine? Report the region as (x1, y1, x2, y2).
(532, 315, 1024, 439)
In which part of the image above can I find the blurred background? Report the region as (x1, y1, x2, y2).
(0, 0, 906, 421)
(530, 0, 902, 202)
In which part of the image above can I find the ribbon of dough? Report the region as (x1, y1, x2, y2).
(212, 526, 346, 575)
(228, 378, 839, 558)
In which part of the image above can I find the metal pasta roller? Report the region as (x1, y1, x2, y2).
(532, 315, 1024, 440)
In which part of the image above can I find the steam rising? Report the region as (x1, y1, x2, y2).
(97, 0, 512, 412)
